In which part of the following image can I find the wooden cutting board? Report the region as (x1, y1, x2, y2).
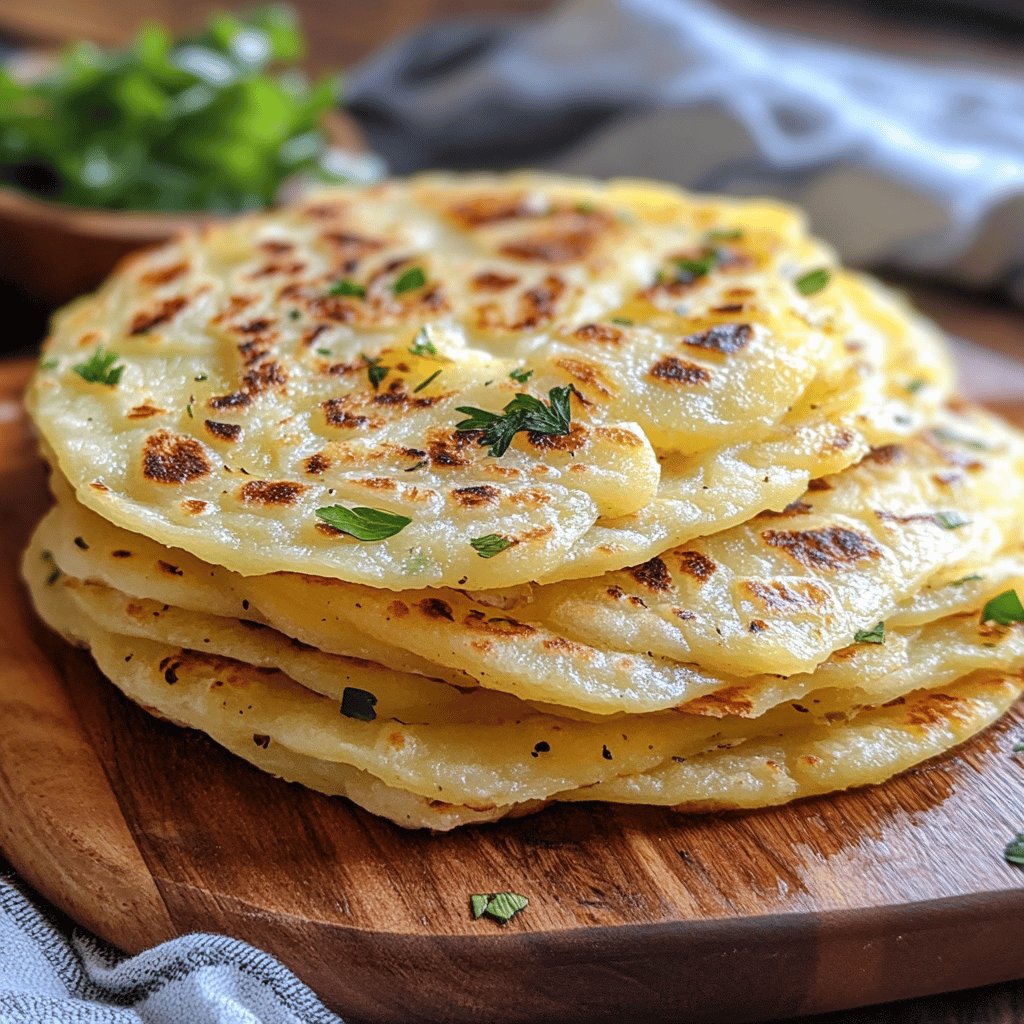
(2, 353, 1024, 1024)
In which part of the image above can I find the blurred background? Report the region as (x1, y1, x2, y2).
(2, 0, 1024, 379)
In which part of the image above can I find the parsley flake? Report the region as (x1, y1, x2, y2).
(854, 622, 885, 645)
(471, 534, 512, 559)
(456, 386, 573, 458)
(934, 511, 969, 530)
(329, 279, 366, 298)
(1005, 833, 1024, 867)
(73, 348, 124, 386)
(194, 373, 208, 382)
(509, 367, 533, 384)
(949, 573, 984, 587)
(394, 266, 426, 294)
(413, 369, 442, 393)
(610, 316, 633, 327)
(470, 891, 529, 924)
(795, 268, 831, 295)
(363, 356, 388, 391)
(675, 252, 718, 282)
(40, 357, 59, 370)
(931, 427, 991, 451)
(340, 687, 378, 722)
(981, 589, 1024, 626)
(315, 505, 411, 541)
(905, 378, 926, 394)
(316, 347, 331, 357)
(1013, 739, 1024, 753)
(409, 327, 437, 357)
(705, 227, 743, 242)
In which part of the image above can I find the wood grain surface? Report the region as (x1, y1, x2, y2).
(1, 351, 1024, 1024)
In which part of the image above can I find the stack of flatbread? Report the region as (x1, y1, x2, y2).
(22, 173, 1024, 829)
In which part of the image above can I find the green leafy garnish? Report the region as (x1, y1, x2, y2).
(705, 227, 743, 242)
(39, 357, 59, 370)
(949, 574, 984, 587)
(394, 266, 426, 294)
(795, 268, 831, 295)
(315, 505, 411, 541)
(340, 686, 377, 722)
(470, 891, 529, 924)
(363, 355, 388, 391)
(854, 622, 885, 645)
(194, 372, 208, 381)
(73, 348, 124, 386)
(329, 279, 366, 298)
(675, 252, 718, 282)
(0, 7, 344, 213)
(981, 589, 1024, 626)
(905, 378, 926, 394)
(610, 316, 633, 326)
(186, 400, 194, 418)
(315, 347, 331, 357)
(456, 386, 573, 458)
(931, 427, 991, 451)
(1005, 833, 1024, 867)
(1013, 739, 1024, 753)
(509, 367, 533, 384)
(413, 369, 442, 393)
(574, 200, 597, 214)
(409, 328, 437, 357)
(471, 534, 512, 559)
(934, 511, 969, 530)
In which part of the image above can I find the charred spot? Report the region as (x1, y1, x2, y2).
(499, 275, 566, 331)
(464, 610, 537, 637)
(427, 430, 477, 467)
(749, 619, 767, 633)
(303, 324, 330, 348)
(680, 323, 751, 355)
(626, 557, 673, 593)
(158, 655, 182, 684)
(572, 323, 623, 345)
(127, 404, 165, 420)
(762, 526, 881, 570)
(449, 193, 544, 227)
(875, 509, 945, 526)
(904, 692, 971, 728)
(501, 229, 600, 263)
(322, 397, 373, 430)
(865, 444, 907, 465)
(204, 420, 241, 442)
(649, 356, 712, 385)
(253, 733, 271, 749)
(90, 481, 110, 493)
(236, 338, 270, 366)
(239, 480, 307, 505)
(236, 318, 275, 334)
(371, 380, 444, 410)
(683, 687, 755, 717)
(542, 636, 590, 656)
(304, 452, 332, 475)
(829, 429, 856, 452)
(471, 270, 519, 291)
(673, 608, 696, 621)
(555, 357, 611, 396)
(744, 579, 830, 611)
(181, 499, 207, 515)
(758, 500, 812, 519)
(129, 296, 187, 335)
(259, 239, 294, 254)
(676, 550, 717, 582)
(419, 598, 454, 622)
(142, 430, 211, 484)
(248, 259, 306, 278)
(451, 485, 500, 508)
(710, 303, 745, 314)
(158, 560, 183, 577)
(243, 360, 287, 395)
(527, 421, 586, 453)
(807, 477, 833, 492)
(208, 391, 252, 411)
(140, 261, 188, 286)
(111, 549, 132, 558)
(387, 600, 409, 618)
(73, 536, 89, 550)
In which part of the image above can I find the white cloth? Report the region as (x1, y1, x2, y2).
(347, 0, 1024, 301)
(0, 874, 342, 1024)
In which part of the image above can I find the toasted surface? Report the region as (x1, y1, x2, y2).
(29, 173, 949, 589)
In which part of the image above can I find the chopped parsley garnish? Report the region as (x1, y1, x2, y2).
(470, 891, 529, 924)
(186, 400, 194, 419)
(854, 622, 885, 645)
(1005, 832, 1024, 867)
(456, 386, 573, 458)
(329, 279, 366, 298)
(949, 573, 984, 587)
(981, 589, 1024, 626)
(194, 372, 208, 382)
(409, 327, 437, 357)
(394, 266, 426, 295)
(340, 686, 378, 722)
(471, 534, 512, 559)
(905, 378, 926, 394)
(73, 348, 124, 386)
(316, 347, 331, 357)
(509, 367, 533, 384)
(363, 355, 388, 391)
(413, 369, 442, 393)
(288, 308, 301, 320)
(934, 511, 969, 530)
(705, 227, 743, 242)
(675, 251, 718, 282)
(795, 268, 831, 295)
(1013, 739, 1024, 753)
(315, 505, 411, 541)
(610, 316, 633, 326)
(931, 427, 991, 451)
(39, 357, 59, 370)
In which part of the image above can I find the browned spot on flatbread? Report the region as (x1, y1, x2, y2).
(904, 692, 972, 729)
(238, 480, 307, 505)
(142, 430, 211, 484)
(555, 357, 612, 396)
(501, 230, 598, 263)
(676, 550, 716, 582)
(626, 557, 673, 593)
(158, 560, 183, 577)
(683, 686, 755, 717)
(451, 485, 500, 508)
(680, 323, 751, 355)
(304, 452, 331, 475)
(127, 404, 165, 420)
(865, 444, 907, 465)
(649, 356, 711, 385)
(322, 397, 375, 430)
(464, 611, 537, 637)
(419, 598, 454, 622)
(744, 579, 831, 611)
(762, 526, 882, 570)
(572, 323, 623, 345)
(471, 271, 519, 291)
(204, 420, 241, 442)
(129, 296, 187, 335)
(758, 500, 812, 519)
(140, 261, 188, 286)
(181, 499, 207, 515)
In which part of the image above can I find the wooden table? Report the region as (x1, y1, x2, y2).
(1, 1, 1023, 1020)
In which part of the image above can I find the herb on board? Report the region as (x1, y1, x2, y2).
(470, 892, 529, 924)
(1005, 833, 1024, 867)
(315, 505, 411, 541)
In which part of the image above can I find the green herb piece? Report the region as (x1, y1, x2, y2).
(194, 372, 208, 381)
(471, 534, 512, 559)
(316, 347, 331, 357)
(675, 252, 718, 282)
(394, 266, 426, 295)
(610, 317, 633, 326)
(456, 386, 573, 458)
(413, 369, 442, 393)
(287, 308, 301, 320)
(1013, 739, 1024, 753)
(574, 200, 598, 214)
(470, 891, 529, 924)
(1005, 833, 1024, 867)
(39, 357, 59, 370)
(509, 367, 533, 384)
(949, 574, 984, 587)
(705, 228, 743, 242)
(73, 348, 124, 386)
(854, 622, 885, 645)
(981, 589, 1024, 626)
(934, 511, 970, 530)
(363, 356, 388, 391)
(795, 268, 831, 295)
(905, 378, 926, 394)
(315, 505, 411, 541)
(340, 686, 377, 722)
(186, 401, 194, 419)
(409, 327, 437, 357)
(931, 427, 991, 451)
(41, 549, 61, 586)
(329, 279, 366, 298)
